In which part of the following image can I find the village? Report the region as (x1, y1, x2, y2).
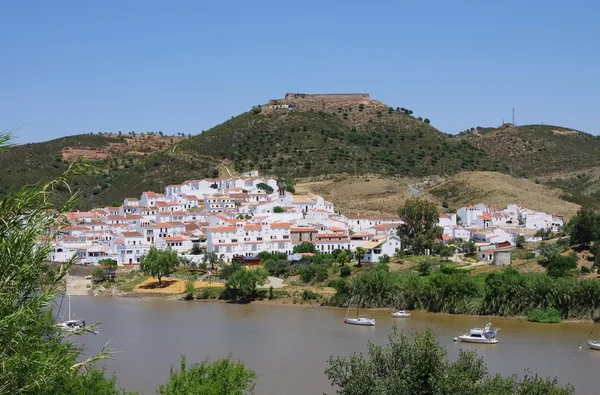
(50, 171, 565, 269)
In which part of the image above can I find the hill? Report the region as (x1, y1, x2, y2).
(459, 124, 600, 176)
(426, 171, 580, 219)
(0, 133, 219, 208)
(178, 94, 509, 178)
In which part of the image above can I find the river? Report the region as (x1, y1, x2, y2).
(70, 296, 600, 394)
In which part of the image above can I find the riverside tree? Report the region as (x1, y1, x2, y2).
(325, 327, 574, 395)
(140, 247, 179, 284)
(568, 206, 600, 248)
(158, 355, 256, 395)
(0, 132, 126, 394)
(397, 198, 442, 254)
(226, 268, 268, 300)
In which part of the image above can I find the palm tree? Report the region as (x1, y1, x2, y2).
(355, 247, 366, 267)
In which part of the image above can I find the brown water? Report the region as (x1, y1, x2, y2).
(72, 296, 600, 394)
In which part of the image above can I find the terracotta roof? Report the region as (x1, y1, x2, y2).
(121, 231, 143, 237)
(209, 226, 238, 232)
(163, 236, 187, 242)
(270, 222, 291, 229)
(243, 224, 262, 231)
(291, 227, 317, 232)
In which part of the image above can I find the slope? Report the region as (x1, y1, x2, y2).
(460, 124, 600, 176)
(426, 171, 580, 219)
(0, 133, 219, 208)
(179, 105, 509, 178)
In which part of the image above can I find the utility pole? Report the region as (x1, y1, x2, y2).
(512, 108, 515, 125)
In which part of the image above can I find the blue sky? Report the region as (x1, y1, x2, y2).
(2, 0, 599, 143)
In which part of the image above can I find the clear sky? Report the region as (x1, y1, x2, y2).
(2, 0, 599, 143)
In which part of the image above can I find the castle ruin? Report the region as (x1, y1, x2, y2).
(266, 92, 381, 111)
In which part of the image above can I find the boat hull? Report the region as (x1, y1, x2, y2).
(458, 335, 498, 344)
(587, 341, 600, 350)
(345, 318, 375, 326)
(392, 312, 410, 318)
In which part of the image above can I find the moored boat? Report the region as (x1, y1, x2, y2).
(587, 340, 600, 350)
(392, 309, 411, 318)
(345, 317, 376, 326)
(457, 323, 499, 344)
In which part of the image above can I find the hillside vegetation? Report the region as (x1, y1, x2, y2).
(426, 171, 580, 218)
(0, 134, 219, 208)
(460, 124, 600, 176)
(179, 106, 509, 178)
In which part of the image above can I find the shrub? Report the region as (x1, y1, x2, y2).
(339, 265, 351, 277)
(527, 308, 561, 323)
(302, 289, 321, 301)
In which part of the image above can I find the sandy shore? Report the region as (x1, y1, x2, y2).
(66, 276, 93, 296)
(133, 277, 225, 294)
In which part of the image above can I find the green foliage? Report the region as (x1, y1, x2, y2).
(293, 241, 317, 254)
(325, 327, 574, 395)
(256, 182, 274, 194)
(568, 206, 600, 247)
(140, 247, 179, 284)
(354, 247, 366, 267)
(418, 261, 432, 276)
(158, 355, 257, 395)
(92, 267, 107, 281)
(251, 105, 262, 114)
(272, 206, 284, 213)
(184, 280, 195, 300)
(340, 265, 352, 277)
(336, 249, 350, 266)
(515, 235, 526, 248)
(226, 268, 268, 300)
(539, 242, 560, 263)
(0, 136, 128, 394)
(439, 246, 455, 260)
(397, 198, 443, 254)
(527, 308, 562, 323)
(302, 289, 321, 301)
(262, 259, 290, 277)
(220, 260, 244, 280)
(546, 253, 578, 278)
(299, 264, 328, 283)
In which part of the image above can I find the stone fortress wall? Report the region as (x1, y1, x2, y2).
(283, 93, 370, 102)
(266, 93, 380, 110)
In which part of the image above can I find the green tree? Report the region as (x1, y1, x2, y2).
(203, 251, 218, 270)
(158, 355, 256, 395)
(191, 243, 202, 255)
(293, 241, 317, 254)
(272, 206, 284, 213)
(556, 237, 570, 251)
(140, 247, 178, 284)
(568, 206, 600, 248)
(325, 327, 574, 395)
(397, 198, 443, 254)
(99, 258, 118, 280)
(539, 242, 560, 263)
(220, 260, 244, 280)
(340, 265, 352, 277)
(184, 279, 195, 300)
(337, 250, 350, 266)
(439, 246, 455, 261)
(418, 261, 432, 276)
(263, 259, 290, 277)
(424, 118, 431, 124)
(226, 268, 268, 300)
(0, 133, 125, 394)
(515, 235, 526, 248)
(251, 105, 262, 114)
(547, 253, 578, 278)
(92, 267, 107, 282)
(256, 182, 274, 194)
(354, 247, 366, 267)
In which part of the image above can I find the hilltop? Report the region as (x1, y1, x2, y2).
(178, 93, 508, 178)
(459, 124, 600, 176)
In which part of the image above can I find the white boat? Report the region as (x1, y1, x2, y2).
(587, 340, 600, 350)
(57, 292, 86, 332)
(457, 323, 499, 344)
(392, 309, 411, 318)
(345, 317, 376, 326)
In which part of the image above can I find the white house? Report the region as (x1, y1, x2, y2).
(358, 235, 401, 263)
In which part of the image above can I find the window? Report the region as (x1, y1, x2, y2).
(257, 237, 263, 241)
(278, 242, 285, 249)
(283, 235, 289, 239)
(231, 239, 238, 243)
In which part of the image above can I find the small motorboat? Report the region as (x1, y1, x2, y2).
(58, 319, 86, 332)
(457, 323, 499, 344)
(587, 340, 600, 350)
(392, 309, 411, 318)
(345, 317, 376, 326)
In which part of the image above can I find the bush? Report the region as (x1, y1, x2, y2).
(301, 289, 321, 301)
(91, 267, 106, 281)
(340, 265, 352, 278)
(580, 266, 591, 274)
(527, 308, 561, 323)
